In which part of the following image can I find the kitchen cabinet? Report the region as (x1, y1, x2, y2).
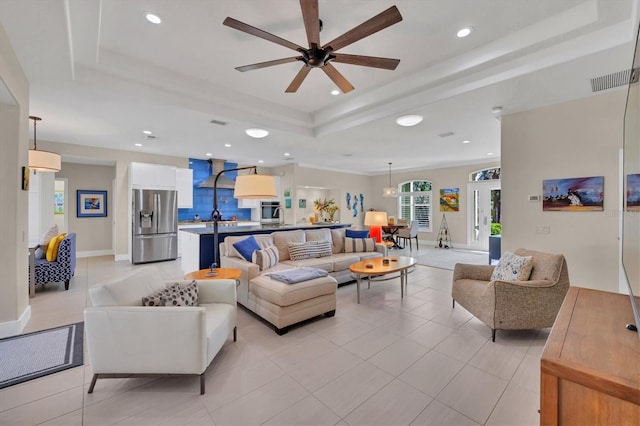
(236, 221, 261, 227)
(177, 224, 203, 257)
(129, 162, 176, 190)
(176, 168, 193, 208)
(238, 199, 259, 208)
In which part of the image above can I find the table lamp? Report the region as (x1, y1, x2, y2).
(364, 211, 388, 243)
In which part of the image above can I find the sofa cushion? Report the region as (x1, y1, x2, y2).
(329, 253, 361, 270)
(344, 237, 376, 253)
(252, 245, 280, 271)
(281, 258, 333, 272)
(346, 229, 369, 238)
(491, 251, 534, 281)
(305, 228, 332, 243)
(250, 274, 337, 307)
(331, 228, 346, 253)
(272, 230, 306, 261)
(233, 235, 261, 262)
(224, 235, 273, 259)
(46, 233, 67, 262)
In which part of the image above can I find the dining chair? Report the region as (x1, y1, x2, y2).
(397, 220, 419, 250)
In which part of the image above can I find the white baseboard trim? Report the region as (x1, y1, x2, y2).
(0, 305, 32, 339)
(114, 254, 130, 262)
(77, 250, 114, 258)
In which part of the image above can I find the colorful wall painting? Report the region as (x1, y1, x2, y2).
(54, 191, 64, 214)
(285, 198, 292, 209)
(627, 173, 640, 211)
(543, 176, 604, 211)
(440, 188, 459, 212)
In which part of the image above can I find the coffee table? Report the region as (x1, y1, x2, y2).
(184, 267, 241, 281)
(349, 256, 417, 303)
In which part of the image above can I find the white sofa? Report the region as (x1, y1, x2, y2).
(220, 227, 385, 334)
(84, 268, 237, 394)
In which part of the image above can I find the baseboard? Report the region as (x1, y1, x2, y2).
(114, 254, 130, 262)
(0, 305, 31, 339)
(77, 249, 114, 258)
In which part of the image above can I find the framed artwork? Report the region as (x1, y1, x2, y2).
(440, 188, 459, 211)
(543, 176, 604, 211)
(77, 190, 107, 217)
(627, 173, 640, 211)
(21, 167, 30, 191)
(54, 191, 64, 214)
(285, 198, 292, 208)
(284, 188, 291, 197)
(299, 199, 306, 208)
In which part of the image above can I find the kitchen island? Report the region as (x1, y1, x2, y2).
(180, 223, 351, 273)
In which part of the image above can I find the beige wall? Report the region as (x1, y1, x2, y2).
(56, 163, 115, 254)
(0, 21, 30, 335)
(369, 162, 500, 246)
(501, 90, 625, 292)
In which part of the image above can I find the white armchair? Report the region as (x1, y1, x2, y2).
(84, 268, 237, 394)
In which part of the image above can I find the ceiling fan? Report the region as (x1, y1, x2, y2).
(223, 0, 402, 93)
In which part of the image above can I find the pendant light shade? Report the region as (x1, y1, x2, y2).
(28, 116, 61, 172)
(382, 162, 397, 197)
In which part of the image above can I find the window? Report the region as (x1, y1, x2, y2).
(470, 167, 501, 181)
(398, 180, 432, 231)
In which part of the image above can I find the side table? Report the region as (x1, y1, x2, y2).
(184, 267, 241, 282)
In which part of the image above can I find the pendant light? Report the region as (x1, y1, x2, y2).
(28, 116, 61, 172)
(382, 162, 397, 197)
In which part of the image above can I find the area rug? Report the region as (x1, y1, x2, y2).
(0, 322, 83, 389)
(415, 247, 488, 270)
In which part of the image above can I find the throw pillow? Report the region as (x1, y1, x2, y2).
(233, 235, 261, 262)
(164, 280, 199, 306)
(344, 237, 376, 253)
(252, 245, 280, 271)
(490, 251, 534, 281)
(34, 246, 45, 259)
(346, 229, 369, 238)
(40, 224, 59, 248)
(287, 240, 333, 260)
(142, 283, 180, 306)
(315, 240, 333, 257)
(46, 233, 67, 262)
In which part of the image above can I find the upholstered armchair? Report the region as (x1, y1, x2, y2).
(452, 248, 570, 341)
(84, 268, 237, 394)
(33, 233, 76, 290)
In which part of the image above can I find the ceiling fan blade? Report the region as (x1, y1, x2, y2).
(322, 6, 402, 52)
(332, 53, 400, 70)
(285, 66, 312, 93)
(223, 17, 305, 52)
(236, 57, 301, 72)
(300, 0, 320, 47)
(322, 63, 354, 93)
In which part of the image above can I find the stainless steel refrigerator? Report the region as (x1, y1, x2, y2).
(132, 189, 178, 264)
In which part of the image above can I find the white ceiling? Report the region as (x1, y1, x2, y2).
(0, 0, 637, 175)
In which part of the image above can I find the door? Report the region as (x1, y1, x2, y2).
(468, 181, 501, 251)
(155, 190, 177, 234)
(133, 189, 156, 235)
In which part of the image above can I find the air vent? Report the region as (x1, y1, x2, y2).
(590, 69, 638, 92)
(210, 119, 228, 126)
(438, 131, 455, 138)
(145, 134, 158, 140)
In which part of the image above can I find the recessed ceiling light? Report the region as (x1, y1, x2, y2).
(487, 152, 494, 156)
(135, 143, 143, 147)
(284, 152, 290, 156)
(245, 128, 269, 138)
(146, 13, 162, 24)
(224, 144, 231, 147)
(491, 106, 503, 113)
(462, 140, 471, 144)
(396, 115, 423, 127)
(330, 89, 340, 96)
(142, 130, 152, 135)
(258, 160, 264, 163)
(457, 27, 472, 38)
(206, 152, 212, 157)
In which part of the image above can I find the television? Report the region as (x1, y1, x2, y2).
(622, 20, 640, 338)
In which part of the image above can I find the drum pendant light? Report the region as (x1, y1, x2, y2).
(28, 116, 61, 172)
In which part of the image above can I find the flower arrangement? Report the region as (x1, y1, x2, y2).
(313, 198, 339, 221)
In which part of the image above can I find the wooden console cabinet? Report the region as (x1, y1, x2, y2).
(540, 287, 640, 425)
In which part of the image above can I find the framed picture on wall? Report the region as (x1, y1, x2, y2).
(299, 199, 306, 208)
(77, 190, 107, 217)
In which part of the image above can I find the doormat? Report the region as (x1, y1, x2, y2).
(0, 322, 83, 389)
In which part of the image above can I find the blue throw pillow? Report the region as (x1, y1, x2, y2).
(233, 235, 261, 262)
(346, 229, 369, 238)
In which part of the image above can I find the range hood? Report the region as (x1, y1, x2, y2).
(198, 159, 236, 189)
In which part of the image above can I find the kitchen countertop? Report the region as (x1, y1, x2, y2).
(180, 223, 348, 234)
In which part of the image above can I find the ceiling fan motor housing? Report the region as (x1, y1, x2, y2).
(299, 43, 335, 68)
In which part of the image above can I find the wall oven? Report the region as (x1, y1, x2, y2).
(260, 201, 281, 224)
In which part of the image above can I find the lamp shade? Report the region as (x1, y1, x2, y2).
(28, 149, 61, 172)
(234, 174, 277, 199)
(364, 211, 388, 226)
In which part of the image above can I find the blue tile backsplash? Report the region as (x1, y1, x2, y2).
(178, 158, 252, 221)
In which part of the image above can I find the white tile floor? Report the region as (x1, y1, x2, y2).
(0, 250, 546, 425)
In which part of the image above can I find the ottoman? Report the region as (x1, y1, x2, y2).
(247, 274, 338, 334)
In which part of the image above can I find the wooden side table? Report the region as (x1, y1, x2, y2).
(184, 267, 241, 281)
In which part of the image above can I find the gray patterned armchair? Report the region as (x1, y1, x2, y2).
(452, 248, 570, 341)
(32, 233, 77, 290)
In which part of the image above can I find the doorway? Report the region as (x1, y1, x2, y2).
(468, 181, 501, 251)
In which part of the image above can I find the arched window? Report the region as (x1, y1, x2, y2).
(398, 180, 432, 231)
(470, 167, 501, 181)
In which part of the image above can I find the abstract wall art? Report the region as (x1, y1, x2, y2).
(542, 176, 604, 211)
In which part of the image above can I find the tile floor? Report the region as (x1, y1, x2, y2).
(0, 249, 546, 425)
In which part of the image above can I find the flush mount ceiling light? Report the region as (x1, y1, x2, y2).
(146, 13, 162, 24)
(457, 27, 472, 38)
(382, 162, 398, 197)
(28, 116, 61, 172)
(395, 114, 423, 127)
(245, 128, 269, 138)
